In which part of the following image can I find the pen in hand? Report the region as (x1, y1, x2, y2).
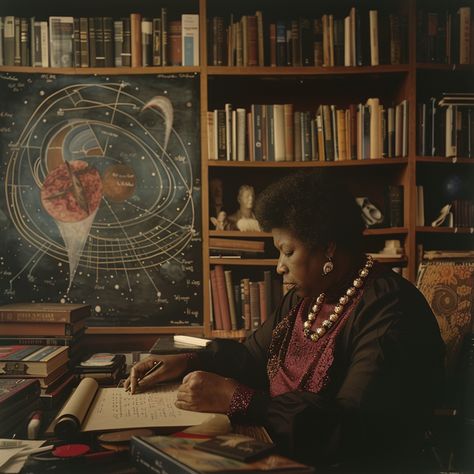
(126, 360, 163, 393)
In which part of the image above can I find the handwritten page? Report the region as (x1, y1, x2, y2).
(82, 383, 213, 432)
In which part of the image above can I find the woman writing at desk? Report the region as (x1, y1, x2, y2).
(125, 171, 444, 472)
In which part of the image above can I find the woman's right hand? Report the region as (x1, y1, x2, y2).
(123, 353, 192, 394)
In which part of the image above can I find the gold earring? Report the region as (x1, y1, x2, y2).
(322, 256, 334, 276)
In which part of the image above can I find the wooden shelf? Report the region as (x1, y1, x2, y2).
(208, 158, 408, 168)
(364, 227, 408, 235)
(207, 65, 409, 76)
(0, 66, 201, 74)
(209, 230, 272, 237)
(209, 228, 408, 237)
(416, 63, 474, 72)
(416, 156, 474, 164)
(209, 258, 278, 266)
(416, 227, 474, 234)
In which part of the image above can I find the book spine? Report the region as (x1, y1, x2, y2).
(224, 270, 238, 330)
(369, 10, 379, 66)
(114, 20, 123, 67)
(181, 14, 199, 66)
(0, 311, 71, 323)
(4, 16, 14, 66)
(130, 437, 198, 474)
(130, 12, 142, 67)
(241, 278, 251, 330)
(214, 265, 231, 331)
(386, 185, 404, 227)
(141, 18, 152, 67)
(249, 281, 260, 330)
(103, 17, 114, 67)
(209, 269, 223, 330)
(258, 281, 267, 324)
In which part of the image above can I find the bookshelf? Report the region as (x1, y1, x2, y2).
(0, 0, 472, 339)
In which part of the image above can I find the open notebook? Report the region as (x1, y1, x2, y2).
(50, 377, 216, 438)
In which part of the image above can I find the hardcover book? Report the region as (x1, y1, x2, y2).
(0, 378, 40, 408)
(130, 435, 313, 473)
(0, 345, 69, 377)
(195, 435, 275, 462)
(0, 303, 91, 323)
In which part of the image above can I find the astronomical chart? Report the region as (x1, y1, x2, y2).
(0, 73, 202, 326)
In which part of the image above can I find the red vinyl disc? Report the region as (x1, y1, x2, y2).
(53, 444, 90, 458)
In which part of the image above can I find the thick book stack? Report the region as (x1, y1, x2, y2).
(0, 344, 74, 408)
(0, 378, 41, 437)
(417, 93, 474, 158)
(208, 99, 408, 162)
(74, 353, 126, 385)
(417, 7, 473, 64)
(0, 12, 199, 68)
(208, 8, 408, 67)
(210, 265, 282, 332)
(0, 303, 90, 406)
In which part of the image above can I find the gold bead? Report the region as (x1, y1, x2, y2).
(339, 295, 349, 305)
(316, 327, 326, 336)
(329, 313, 338, 322)
(316, 294, 325, 304)
(353, 278, 363, 288)
(334, 304, 344, 314)
(359, 268, 369, 277)
(322, 320, 333, 329)
(304, 320, 312, 329)
(311, 304, 318, 312)
(310, 333, 319, 342)
(307, 313, 316, 321)
(346, 287, 356, 296)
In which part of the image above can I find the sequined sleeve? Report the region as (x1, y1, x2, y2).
(227, 383, 256, 416)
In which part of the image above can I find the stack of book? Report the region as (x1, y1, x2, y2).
(0, 378, 41, 437)
(0, 303, 91, 407)
(74, 353, 126, 385)
(0, 345, 72, 409)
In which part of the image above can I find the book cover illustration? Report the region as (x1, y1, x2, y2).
(195, 435, 275, 462)
(0, 73, 202, 327)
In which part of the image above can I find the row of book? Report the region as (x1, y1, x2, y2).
(417, 7, 473, 64)
(209, 9, 408, 68)
(209, 266, 282, 332)
(0, 12, 199, 68)
(417, 94, 474, 158)
(0, 303, 88, 410)
(207, 99, 408, 162)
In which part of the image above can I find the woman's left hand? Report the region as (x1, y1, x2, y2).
(175, 371, 238, 413)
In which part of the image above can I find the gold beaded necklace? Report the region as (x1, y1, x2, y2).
(303, 256, 374, 342)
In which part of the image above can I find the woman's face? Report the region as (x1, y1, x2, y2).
(272, 227, 325, 297)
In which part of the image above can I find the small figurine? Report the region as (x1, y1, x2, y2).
(210, 210, 230, 231)
(228, 185, 261, 232)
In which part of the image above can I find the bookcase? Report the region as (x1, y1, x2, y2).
(0, 0, 472, 339)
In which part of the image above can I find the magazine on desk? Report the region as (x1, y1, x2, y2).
(50, 377, 217, 439)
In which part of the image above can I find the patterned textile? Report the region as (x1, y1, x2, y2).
(417, 259, 474, 375)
